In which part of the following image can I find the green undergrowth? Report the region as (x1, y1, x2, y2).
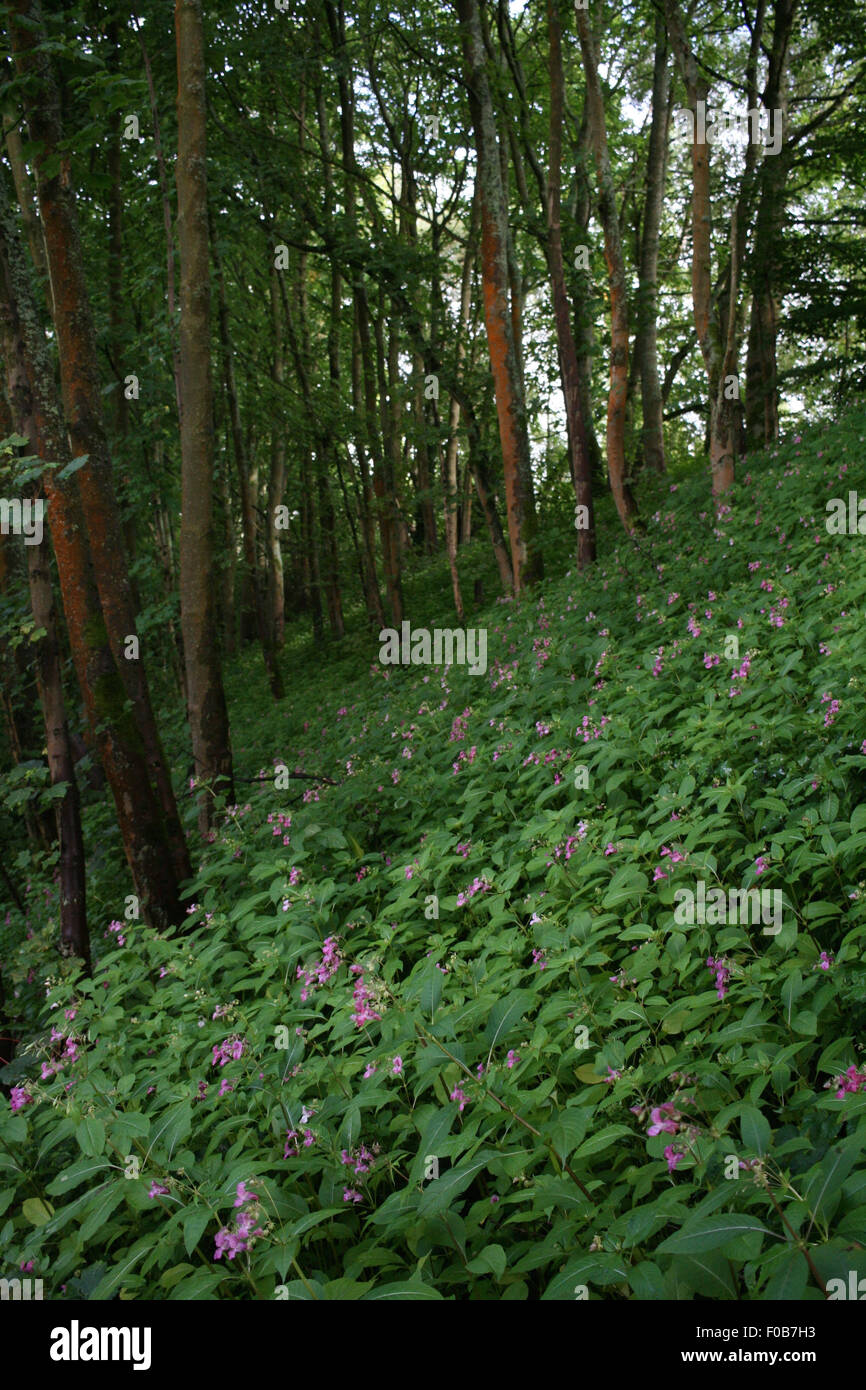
(3, 409, 866, 1299)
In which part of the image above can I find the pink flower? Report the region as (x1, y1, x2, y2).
(831, 1065, 866, 1100)
(648, 1103, 679, 1137)
(148, 1182, 169, 1199)
(391, 1056, 403, 1075)
(9, 1087, 33, 1112)
(506, 1050, 520, 1069)
(664, 1145, 684, 1173)
(755, 856, 768, 876)
(707, 956, 731, 1001)
(450, 1086, 468, 1113)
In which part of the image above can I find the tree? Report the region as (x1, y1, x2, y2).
(175, 0, 234, 830)
(455, 0, 543, 595)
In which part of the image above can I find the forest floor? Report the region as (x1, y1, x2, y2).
(4, 406, 866, 1299)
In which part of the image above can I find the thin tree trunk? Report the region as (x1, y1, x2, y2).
(636, 8, 669, 474)
(267, 261, 287, 649)
(572, 105, 604, 487)
(664, 0, 735, 494)
(132, 11, 183, 423)
(576, 4, 639, 530)
(0, 364, 87, 962)
(175, 0, 234, 830)
(455, 0, 543, 595)
(548, 0, 596, 566)
(745, 0, 796, 449)
(351, 307, 386, 627)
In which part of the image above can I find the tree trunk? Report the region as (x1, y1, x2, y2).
(0, 394, 87, 963)
(351, 308, 386, 627)
(745, 0, 796, 449)
(10, 0, 191, 889)
(175, 0, 234, 830)
(572, 107, 605, 490)
(576, 4, 639, 529)
(635, 8, 670, 474)
(664, 0, 736, 494)
(547, 0, 596, 567)
(0, 176, 185, 933)
(267, 261, 287, 649)
(455, 0, 542, 595)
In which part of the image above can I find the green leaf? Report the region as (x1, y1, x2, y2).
(362, 1278, 444, 1300)
(803, 1139, 864, 1224)
(75, 1117, 106, 1157)
(22, 1197, 54, 1226)
(409, 1106, 456, 1184)
(575, 1124, 632, 1159)
(544, 1105, 589, 1163)
(667, 1251, 737, 1298)
(740, 1105, 772, 1157)
(656, 1215, 772, 1255)
(483, 990, 533, 1049)
(56, 454, 89, 480)
(762, 1249, 808, 1300)
(466, 1243, 507, 1280)
(288, 1207, 346, 1238)
(149, 1102, 192, 1159)
(183, 1205, 211, 1256)
(417, 1150, 493, 1216)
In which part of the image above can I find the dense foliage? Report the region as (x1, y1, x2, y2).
(3, 409, 866, 1299)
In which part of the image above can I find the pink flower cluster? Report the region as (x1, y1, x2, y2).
(284, 1127, 316, 1157)
(452, 745, 477, 774)
(729, 655, 751, 697)
(830, 1065, 866, 1100)
(707, 956, 731, 1001)
(297, 936, 342, 1002)
(349, 965, 381, 1027)
(449, 709, 471, 742)
(9, 1086, 33, 1112)
(552, 823, 587, 862)
(267, 810, 292, 846)
(768, 597, 789, 628)
(212, 1035, 247, 1067)
(821, 692, 841, 727)
(576, 713, 610, 742)
(341, 1144, 375, 1176)
(632, 1089, 697, 1173)
(104, 919, 127, 946)
(456, 876, 491, 907)
(41, 1031, 79, 1080)
(214, 1181, 265, 1261)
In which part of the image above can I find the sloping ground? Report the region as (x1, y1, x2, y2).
(3, 407, 866, 1300)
